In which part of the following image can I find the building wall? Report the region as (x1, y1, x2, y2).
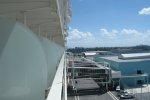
(119, 60, 150, 86)
(119, 61, 150, 75)
(95, 56, 150, 87)
(95, 57, 120, 71)
(0, 19, 64, 100)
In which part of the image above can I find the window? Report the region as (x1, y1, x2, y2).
(137, 70, 143, 74)
(137, 80, 143, 85)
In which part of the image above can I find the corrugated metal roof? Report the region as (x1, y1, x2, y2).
(120, 53, 150, 59)
(121, 53, 150, 57)
(100, 56, 150, 62)
(84, 52, 96, 56)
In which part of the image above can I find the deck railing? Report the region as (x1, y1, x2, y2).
(47, 54, 67, 100)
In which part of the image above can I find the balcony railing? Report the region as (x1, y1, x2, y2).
(47, 54, 67, 100)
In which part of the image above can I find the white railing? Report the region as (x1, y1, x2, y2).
(47, 54, 67, 100)
(64, 54, 67, 100)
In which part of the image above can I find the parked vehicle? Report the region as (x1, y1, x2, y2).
(120, 93, 134, 99)
(117, 90, 127, 97)
(116, 85, 120, 91)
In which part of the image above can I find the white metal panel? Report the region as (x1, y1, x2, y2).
(47, 54, 65, 100)
(0, 0, 71, 46)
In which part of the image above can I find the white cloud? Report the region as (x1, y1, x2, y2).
(99, 28, 118, 39)
(67, 28, 97, 47)
(67, 28, 150, 47)
(98, 28, 150, 46)
(121, 29, 141, 36)
(139, 7, 150, 15)
(67, 29, 93, 41)
(114, 29, 150, 46)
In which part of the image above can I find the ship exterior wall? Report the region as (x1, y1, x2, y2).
(0, 19, 64, 100)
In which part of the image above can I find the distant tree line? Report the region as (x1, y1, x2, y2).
(67, 45, 150, 53)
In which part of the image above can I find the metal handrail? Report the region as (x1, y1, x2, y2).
(47, 54, 65, 100)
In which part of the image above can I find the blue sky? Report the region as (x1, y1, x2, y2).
(67, 0, 150, 47)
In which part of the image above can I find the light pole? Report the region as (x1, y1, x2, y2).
(141, 85, 142, 100)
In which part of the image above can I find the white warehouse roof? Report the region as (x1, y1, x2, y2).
(83, 51, 109, 56)
(101, 56, 150, 62)
(84, 52, 96, 56)
(119, 53, 150, 59)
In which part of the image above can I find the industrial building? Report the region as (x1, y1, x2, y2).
(83, 51, 111, 61)
(95, 53, 150, 87)
(66, 57, 111, 95)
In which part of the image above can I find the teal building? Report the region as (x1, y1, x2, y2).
(95, 53, 150, 87)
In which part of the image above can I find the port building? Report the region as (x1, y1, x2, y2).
(95, 53, 150, 87)
(66, 57, 111, 95)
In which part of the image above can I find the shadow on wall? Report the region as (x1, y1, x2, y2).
(40, 37, 64, 87)
(0, 18, 16, 57)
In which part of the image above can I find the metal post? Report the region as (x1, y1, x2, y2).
(72, 60, 75, 89)
(119, 79, 121, 90)
(134, 77, 136, 86)
(38, 25, 41, 36)
(106, 83, 108, 91)
(51, 36, 54, 41)
(148, 74, 149, 84)
(141, 86, 142, 100)
(23, 11, 27, 25)
(112, 80, 114, 89)
(45, 32, 47, 38)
